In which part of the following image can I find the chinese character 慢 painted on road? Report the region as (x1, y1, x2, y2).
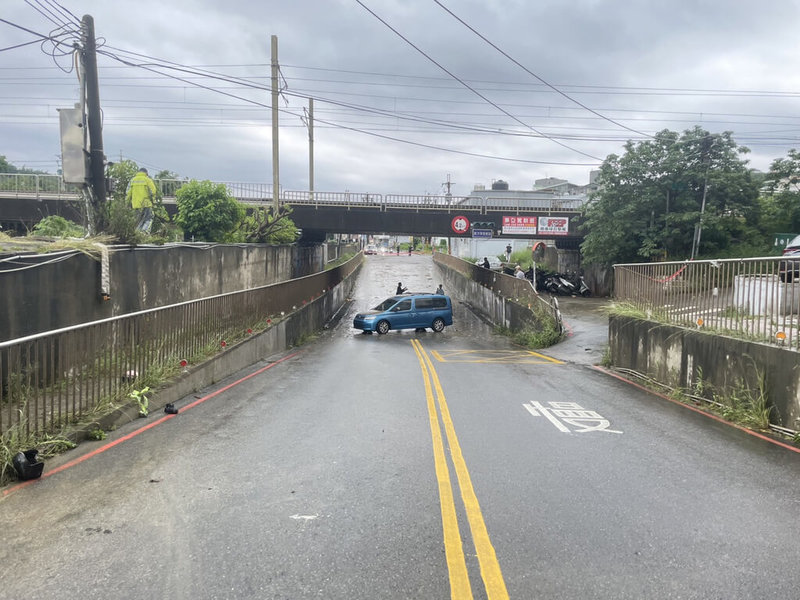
(523, 401, 622, 434)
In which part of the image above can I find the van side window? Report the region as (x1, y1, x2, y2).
(415, 298, 433, 310)
(391, 299, 412, 312)
(430, 297, 448, 308)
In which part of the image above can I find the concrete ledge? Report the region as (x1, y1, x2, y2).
(609, 314, 800, 429)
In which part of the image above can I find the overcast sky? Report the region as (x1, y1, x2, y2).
(3, 0, 800, 197)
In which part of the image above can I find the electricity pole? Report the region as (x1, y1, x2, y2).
(81, 14, 107, 233)
(308, 97, 314, 201)
(442, 174, 455, 201)
(270, 35, 280, 212)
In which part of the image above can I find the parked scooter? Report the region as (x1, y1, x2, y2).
(566, 272, 591, 297)
(538, 270, 592, 297)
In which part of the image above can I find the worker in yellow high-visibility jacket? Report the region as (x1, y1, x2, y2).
(125, 168, 157, 233)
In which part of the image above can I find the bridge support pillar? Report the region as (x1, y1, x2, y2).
(557, 248, 582, 273)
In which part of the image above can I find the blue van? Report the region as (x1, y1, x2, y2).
(353, 293, 453, 334)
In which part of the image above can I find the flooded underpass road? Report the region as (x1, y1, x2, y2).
(3, 254, 800, 599)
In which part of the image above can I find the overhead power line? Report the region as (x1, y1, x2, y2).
(431, 0, 652, 140)
(354, 0, 603, 161)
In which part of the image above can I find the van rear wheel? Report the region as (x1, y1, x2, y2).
(432, 318, 445, 332)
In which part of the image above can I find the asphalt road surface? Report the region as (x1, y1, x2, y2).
(3, 253, 800, 599)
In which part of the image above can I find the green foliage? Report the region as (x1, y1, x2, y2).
(498, 322, 562, 349)
(87, 428, 107, 441)
(760, 148, 800, 238)
(105, 160, 177, 243)
(175, 180, 244, 241)
(0, 155, 47, 175)
(582, 127, 760, 265)
(130, 387, 150, 417)
(235, 205, 298, 244)
(30, 215, 84, 238)
(106, 193, 145, 244)
(509, 249, 532, 269)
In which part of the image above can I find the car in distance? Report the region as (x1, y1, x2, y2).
(364, 244, 378, 255)
(779, 235, 800, 282)
(353, 293, 453, 334)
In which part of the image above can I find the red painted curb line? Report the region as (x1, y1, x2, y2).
(591, 365, 800, 454)
(2, 351, 301, 499)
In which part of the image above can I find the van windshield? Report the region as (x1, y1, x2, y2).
(373, 297, 401, 311)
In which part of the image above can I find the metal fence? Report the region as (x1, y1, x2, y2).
(0, 173, 83, 199)
(0, 254, 361, 439)
(614, 256, 800, 351)
(0, 173, 586, 214)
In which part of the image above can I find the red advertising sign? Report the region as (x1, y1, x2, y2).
(502, 216, 537, 235)
(538, 216, 569, 235)
(451, 215, 470, 234)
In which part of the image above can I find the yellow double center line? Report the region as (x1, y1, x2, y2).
(411, 339, 509, 600)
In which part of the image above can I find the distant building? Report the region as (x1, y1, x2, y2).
(454, 175, 591, 211)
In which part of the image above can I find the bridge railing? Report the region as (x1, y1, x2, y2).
(156, 179, 276, 202)
(281, 190, 383, 208)
(482, 197, 586, 214)
(0, 254, 362, 440)
(0, 173, 82, 199)
(614, 256, 800, 351)
(0, 173, 587, 214)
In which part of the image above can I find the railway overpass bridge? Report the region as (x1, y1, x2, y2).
(0, 174, 586, 247)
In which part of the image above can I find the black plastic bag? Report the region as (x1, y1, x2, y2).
(12, 448, 44, 480)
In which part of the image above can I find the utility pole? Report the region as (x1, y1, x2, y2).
(442, 173, 454, 200)
(308, 98, 314, 201)
(81, 14, 106, 233)
(270, 35, 280, 212)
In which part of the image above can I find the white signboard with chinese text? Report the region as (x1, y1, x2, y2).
(538, 216, 569, 236)
(502, 216, 537, 235)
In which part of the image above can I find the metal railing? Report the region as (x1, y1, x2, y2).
(0, 173, 586, 214)
(614, 256, 800, 351)
(0, 173, 83, 199)
(0, 254, 362, 439)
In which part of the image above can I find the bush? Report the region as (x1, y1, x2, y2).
(175, 180, 244, 242)
(30, 215, 84, 238)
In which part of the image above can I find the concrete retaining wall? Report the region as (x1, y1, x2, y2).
(609, 315, 800, 430)
(0, 243, 354, 341)
(434, 253, 556, 334)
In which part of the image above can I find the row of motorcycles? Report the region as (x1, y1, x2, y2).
(530, 268, 591, 297)
(502, 265, 592, 297)
(540, 272, 591, 297)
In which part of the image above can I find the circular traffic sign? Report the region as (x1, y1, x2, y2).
(451, 215, 470, 234)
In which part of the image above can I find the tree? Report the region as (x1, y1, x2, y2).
(235, 205, 299, 244)
(0, 155, 47, 175)
(581, 127, 760, 265)
(175, 180, 244, 242)
(760, 149, 800, 237)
